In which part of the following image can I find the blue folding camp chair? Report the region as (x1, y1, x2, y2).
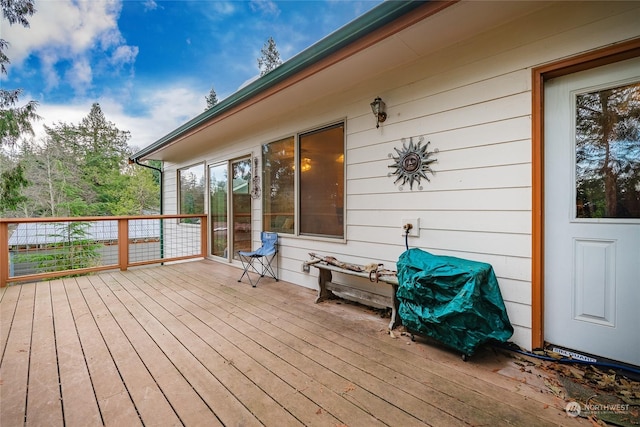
(237, 231, 278, 287)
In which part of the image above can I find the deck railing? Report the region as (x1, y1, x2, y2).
(0, 215, 207, 287)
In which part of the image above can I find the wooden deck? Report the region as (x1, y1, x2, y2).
(0, 260, 588, 427)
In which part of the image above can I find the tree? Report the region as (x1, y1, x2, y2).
(0, 0, 38, 215)
(576, 83, 640, 218)
(18, 133, 86, 217)
(257, 36, 282, 76)
(111, 162, 160, 215)
(3, 104, 160, 218)
(15, 221, 101, 276)
(0, 154, 28, 213)
(1, 0, 39, 146)
(205, 86, 218, 111)
(75, 103, 132, 215)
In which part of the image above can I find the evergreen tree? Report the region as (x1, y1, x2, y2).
(111, 162, 160, 215)
(0, 0, 38, 214)
(0, 155, 28, 214)
(576, 83, 640, 218)
(15, 221, 101, 275)
(75, 103, 132, 215)
(258, 36, 282, 76)
(5, 104, 161, 217)
(1, 0, 39, 146)
(205, 86, 218, 111)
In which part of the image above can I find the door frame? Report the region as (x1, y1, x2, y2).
(531, 38, 640, 349)
(230, 155, 253, 261)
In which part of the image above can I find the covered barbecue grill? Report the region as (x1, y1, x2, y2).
(397, 248, 513, 359)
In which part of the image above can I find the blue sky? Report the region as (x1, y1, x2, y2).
(2, 0, 381, 152)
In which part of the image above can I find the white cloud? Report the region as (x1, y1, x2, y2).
(250, 0, 280, 16)
(66, 58, 92, 94)
(4, 1, 119, 63)
(40, 52, 60, 90)
(2, 0, 135, 92)
(209, 1, 237, 17)
(27, 82, 206, 152)
(143, 0, 158, 12)
(110, 45, 139, 68)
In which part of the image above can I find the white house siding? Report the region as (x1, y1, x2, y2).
(161, 2, 640, 350)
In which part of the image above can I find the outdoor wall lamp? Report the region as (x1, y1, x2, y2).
(370, 97, 387, 128)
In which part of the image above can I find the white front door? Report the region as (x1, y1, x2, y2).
(544, 57, 640, 366)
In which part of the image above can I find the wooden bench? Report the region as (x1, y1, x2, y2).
(312, 263, 400, 330)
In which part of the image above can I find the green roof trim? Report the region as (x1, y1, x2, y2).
(131, 0, 428, 161)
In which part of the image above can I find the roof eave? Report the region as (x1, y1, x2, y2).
(130, 0, 431, 162)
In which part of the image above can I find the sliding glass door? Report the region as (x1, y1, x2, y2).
(209, 157, 252, 260)
(231, 158, 252, 259)
(209, 163, 228, 258)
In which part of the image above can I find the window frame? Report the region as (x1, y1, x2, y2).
(297, 122, 346, 239)
(262, 136, 296, 235)
(177, 162, 206, 224)
(262, 120, 346, 241)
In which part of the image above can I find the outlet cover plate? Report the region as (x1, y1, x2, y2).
(402, 218, 419, 237)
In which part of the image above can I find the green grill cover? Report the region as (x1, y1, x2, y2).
(397, 248, 513, 356)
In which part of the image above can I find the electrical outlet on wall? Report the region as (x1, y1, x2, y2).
(402, 218, 420, 237)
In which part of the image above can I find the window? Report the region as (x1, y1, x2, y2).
(178, 163, 205, 223)
(575, 81, 640, 219)
(263, 137, 295, 234)
(262, 123, 344, 238)
(299, 124, 344, 237)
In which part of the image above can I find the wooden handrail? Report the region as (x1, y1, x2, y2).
(1, 214, 207, 287)
(0, 214, 205, 224)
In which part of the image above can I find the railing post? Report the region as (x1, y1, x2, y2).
(118, 218, 129, 271)
(200, 215, 207, 258)
(0, 222, 8, 287)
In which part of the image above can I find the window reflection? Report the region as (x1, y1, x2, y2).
(209, 164, 227, 257)
(179, 163, 205, 224)
(232, 159, 252, 257)
(576, 81, 640, 219)
(263, 137, 295, 234)
(299, 124, 344, 237)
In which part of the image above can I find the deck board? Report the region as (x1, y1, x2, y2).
(0, 284, 19, 354)
(113, 269, 338, 427)
(50, 278, 103, 427)
(62, 276, 141, 427)
(28, 282, 64, 426)
(80, 274, 182, 427)
(177, 264, 542, 426)
(0, 284, 34, 427)
(191, 263, 566, 424)
(0, 260, 589, 427)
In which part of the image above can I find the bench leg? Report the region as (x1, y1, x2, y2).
(315, 268, 336, 303)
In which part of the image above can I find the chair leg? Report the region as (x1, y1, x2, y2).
(237, 253, 254, 286)
(256, 254, 278, 282)
(238, 252, 278, 287)
(238, 254, 261, 287)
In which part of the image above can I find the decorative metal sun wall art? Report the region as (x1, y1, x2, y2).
(388, 136, 437, 191)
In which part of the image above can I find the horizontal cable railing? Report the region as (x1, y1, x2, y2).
(0, 215, 207, 287)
